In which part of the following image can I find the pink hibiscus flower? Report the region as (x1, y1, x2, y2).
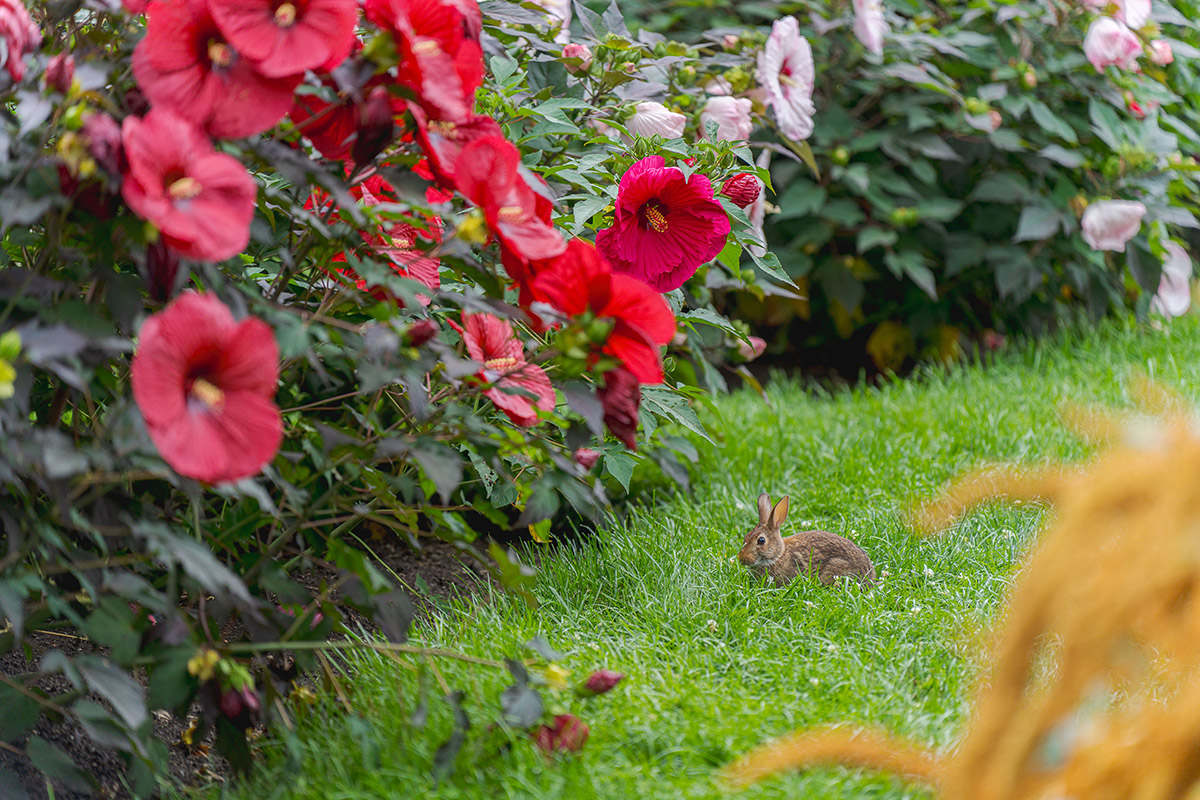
(595, 156, 731, 293)
(131, 292, 282, 484)
(453, 314, 555, 427)
(756, 16, 815, 141)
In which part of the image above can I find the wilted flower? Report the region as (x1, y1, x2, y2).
(218, 684, 262, 728)
(457, 314, 555, 428)
(598, 366, 641, 450)
(1083, 17, 1141, 73)
(122, 109, 257, 263)
(1151, 242, 1193, 318)
(1080, 199, 1146, 251)
(573, 448, 601, 470)
(581, 669, 625, 695)
(531, 239, 676, 384)
(45, 53, 75, 94)
(351, 86, 396, 166)
(208, 0, 358, 78)
(699, 96, 753, 142)
(626, 101, 687, 139)
(596, 155, 731, 293)
(409, 107, 504, 190)
(133, 0, 302, 139)
(532, 714, 589, 754)
(142, 239, 183, 302)
(0, 0, 39, 83)
(720, 173, 761, 209)
(131, 292, 282, 484)
(737, 336, 767, 362)
(561, 42, 592, 73)
(852, 0, 887, 56)
(1149, 39, 1174, 66)
(405, 318, 439, 347)
(81, 112, 125, 177)
(757, 16, 815, 141)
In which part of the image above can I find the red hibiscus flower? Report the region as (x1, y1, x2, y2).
(208, 0, 358, 78)
(596, 156, 731, 293)
(312, 173, 442, 303)
(364, 0, 483, 122)
(133, 0, 302, 139)
(531, 239, 675, 385)
(121, 109, 257, 262)
(455, 135, 565, 264)
(131, 292, 282, 484)
(409, 106, 503, 190)
(597, 366, 640, 450)
(452, 314, 555, 427)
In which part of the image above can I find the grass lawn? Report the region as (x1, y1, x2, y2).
(208, 317, 1200, 800)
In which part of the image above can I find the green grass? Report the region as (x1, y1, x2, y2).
(212, 317, 1200, 800)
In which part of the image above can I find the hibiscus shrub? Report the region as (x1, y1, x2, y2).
(622, 0, 1200, 372)
(0, 0, 800, 792)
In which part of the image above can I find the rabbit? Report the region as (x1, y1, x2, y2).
(735, 493, 876, 587)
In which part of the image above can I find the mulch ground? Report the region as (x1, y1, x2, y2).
(0, 536, 492, 800)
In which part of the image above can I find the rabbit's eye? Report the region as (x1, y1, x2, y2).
(757, 536, 765, 545)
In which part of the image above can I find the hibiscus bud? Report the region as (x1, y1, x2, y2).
(722, 34, 740, 51)
(1128, 99, 1147, 120)
(580, 669, 624, 696)
(1149, 39, 1174, 66)
(44, 53, 74, 94)
(699, 96, 753, 142)
(532, 714, 589, 754)
(720, 173, 760, 209)
(1080, 199, 1146, 252)
(625, 101, 686, 139)
(219, 685, 262, 729)
(405, 318, 438, 347)
(982, 330, 1006, 352)
(1021, 67, 1037, 88)
(573, 448, 601, 470)
(352, 86, 395, 166)
(561, 42, 593, 73)
(988, 110, 1002, 130)
(81, 112, 125, 176)
(737, 336, 767, 362)
(598, 367, 641, 451)
(143, 240, 183, 302)
(1083, 18, 1141, 72)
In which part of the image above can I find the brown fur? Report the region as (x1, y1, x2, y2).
(737, 493, 875, 587)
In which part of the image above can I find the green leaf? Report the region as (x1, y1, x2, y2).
(26, 737, 94, 793)
(774, 181, 826, 220)
(640, 387, 712, 443)
(969, 173, 1031, 203)
(500, 682, 544, 728)
(716, 238, 742, 271)
(748, 249, 798, 288)
(1089, 99, 1123, 149)
(916, 198, 963, 222)
(1038, 145, 1085, 168)
(679, 308, 739, 336)
(0, 767, 29, 800)
(857, 228, 898, 253)
(603, 451, 635, 492)
(78, 656, 149, 731)
(1028, 99, 1077, 143)
(411, 443, 463, 503)
(884, 251, 937, 299)
(1013, 206, 1060, 242)
(0, 683, 40, 741)
(571, 196, 609, 234)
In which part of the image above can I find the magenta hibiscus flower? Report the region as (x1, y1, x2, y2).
(121, 109, 257, 262)
(133, 0, 301, 139)
(131, 292, 282, 484)
(595, 156, 731, 293)
(208, 0, 358, 78)
(453, 314, 555, 427)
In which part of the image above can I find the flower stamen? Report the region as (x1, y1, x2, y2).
(190, 378, 225, 410)
(497, 206, 525, 223)
(643, 204, 669, 233)
(485, 356, 519, 371)
(207, 41, 234, 68)
(168, 176, 202, 200)
(412, 39, 441, 56)
(274, 2, 297, 26)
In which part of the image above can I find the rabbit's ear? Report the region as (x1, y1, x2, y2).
(770, 496, 790, 528)
(757, 493, 772, 524)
